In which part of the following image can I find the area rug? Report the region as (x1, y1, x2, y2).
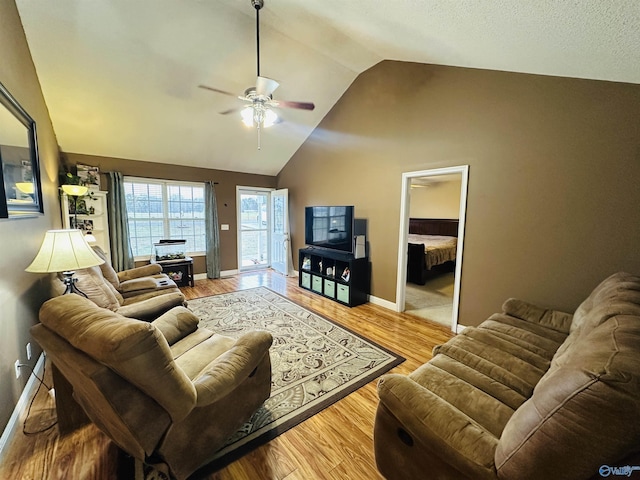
(137, 286, 403, 478)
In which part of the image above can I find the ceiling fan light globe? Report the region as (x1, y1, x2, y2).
(263, 108, 278, 128)
(241, 106, 255, 127)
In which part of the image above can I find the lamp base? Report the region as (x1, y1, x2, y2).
(61, 271, 88, 298)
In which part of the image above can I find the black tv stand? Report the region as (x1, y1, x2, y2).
(298, 247, 369, 307)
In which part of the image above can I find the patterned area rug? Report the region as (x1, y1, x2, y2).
(138, 287, 403, 478)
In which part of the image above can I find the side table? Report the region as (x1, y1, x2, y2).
(158, 257, 194, 287)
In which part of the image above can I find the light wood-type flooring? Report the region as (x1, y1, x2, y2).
(0, 270, 454, 480)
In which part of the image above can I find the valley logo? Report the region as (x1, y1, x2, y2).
(599, 465, 640, 477)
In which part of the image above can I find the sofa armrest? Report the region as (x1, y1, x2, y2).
(117, 263, 163, 282)
(502, 298, 573, 334)
(192, 331, 273, 406)
(152, 306, 199, 345)
(119, 276, 175, 295)
(116, 292, 186, 321)
(377, 374, 498, 479)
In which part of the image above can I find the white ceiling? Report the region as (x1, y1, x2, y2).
(16, 0, 640, 176)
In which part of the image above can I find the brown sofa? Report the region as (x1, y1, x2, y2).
(32, 294, 273, 480)
(374, 272, 640, 480)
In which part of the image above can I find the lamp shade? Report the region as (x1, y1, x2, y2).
(26, 229, 104, 273)
(16, 182, 35, 194)
(61, 184, 89, 196)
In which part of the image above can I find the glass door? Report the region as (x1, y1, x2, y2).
(271, 188, 291, 276)
(237, 188, 270, 271)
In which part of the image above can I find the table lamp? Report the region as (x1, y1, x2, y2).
(25, 229, 104, 296)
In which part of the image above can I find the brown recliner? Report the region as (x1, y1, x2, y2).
(91, 245, 179, 298)
(32, 294, 273, 480)
(52, 255, 186, 321)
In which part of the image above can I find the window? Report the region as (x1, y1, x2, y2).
(124, 178, 205, 258)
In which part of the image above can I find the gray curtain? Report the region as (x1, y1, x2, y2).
(107, 171, 134, 271)
(205, 181, 221, 279)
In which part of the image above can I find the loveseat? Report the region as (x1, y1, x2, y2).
(32, 294, 273, 480)
(374, 272, 640, 480)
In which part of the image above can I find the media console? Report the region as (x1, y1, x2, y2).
(298, 247, 370, 307)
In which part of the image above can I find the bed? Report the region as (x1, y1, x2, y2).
(406, 218, 459, 285)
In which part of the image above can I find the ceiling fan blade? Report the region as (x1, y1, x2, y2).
(219, 107, 244, 115)
(198, 85, 238, 97)
(273, 99, 315, 111)
(256, 76, 279, 97)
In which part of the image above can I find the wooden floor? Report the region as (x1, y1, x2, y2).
(0, 270, 454, 480)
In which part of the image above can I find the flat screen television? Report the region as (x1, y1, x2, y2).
(305, 206, 354, 253)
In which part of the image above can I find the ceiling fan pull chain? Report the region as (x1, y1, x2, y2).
(257, 123, 262, 150)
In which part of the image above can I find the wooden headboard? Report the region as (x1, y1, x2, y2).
(409, 218, 459, 237)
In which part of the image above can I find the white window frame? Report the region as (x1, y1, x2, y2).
(124, 176, 206, 261)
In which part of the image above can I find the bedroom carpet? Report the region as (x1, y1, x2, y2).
(136, 286, 404, 479)
(404, 272, 455, 327)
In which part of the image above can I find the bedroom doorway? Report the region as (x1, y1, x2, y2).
(395, 166, 469, 333)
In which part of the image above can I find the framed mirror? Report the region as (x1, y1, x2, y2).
(0, 80, 43, 218)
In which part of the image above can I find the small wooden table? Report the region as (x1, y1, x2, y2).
(157, 257, 194, 287)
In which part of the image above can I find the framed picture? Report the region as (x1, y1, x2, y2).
(77, 164, 100, 189)
(0, 80, 43, 218)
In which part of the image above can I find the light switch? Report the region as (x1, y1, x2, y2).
(221, 224, 229, 231)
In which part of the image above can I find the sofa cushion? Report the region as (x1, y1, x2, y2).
(410, 361, 516, 437)
(495, 313, 640, 480)
(552, 272, 640, 370)
(72, 266, 121, 310)
(570, 271, 640, 334)
(433, 336, 546, 398)
(152, 306, 200, 345)
(428, 354, 528, 411)
(94, 255, 120, 290)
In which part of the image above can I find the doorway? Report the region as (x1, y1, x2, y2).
(237, 187, 270, 271)
(395, 166, 469, 333)
(236, 187, 291, 275)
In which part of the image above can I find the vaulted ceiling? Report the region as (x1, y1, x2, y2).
(16, 0, 640, 176)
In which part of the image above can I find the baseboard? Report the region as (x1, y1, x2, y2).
(192, 270, 238, 281)
(455, 324, 467, 334)
(0, 353, 46, 462)
(368, 294, 397, 311)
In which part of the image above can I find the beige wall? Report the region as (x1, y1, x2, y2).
(63, 153, 277, 273)
(278, 60, 640, 326)
(409, 178, 461, 219)
(0, 0, 62, 432)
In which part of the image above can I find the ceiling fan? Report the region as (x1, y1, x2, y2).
(199, 0, 315, 149)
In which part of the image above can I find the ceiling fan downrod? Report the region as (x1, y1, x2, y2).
(252, 0, 264, 78)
